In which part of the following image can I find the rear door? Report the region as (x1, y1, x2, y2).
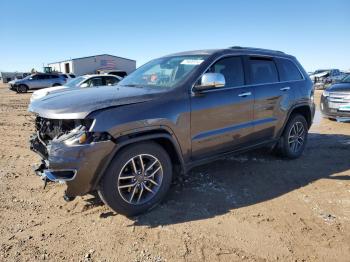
(190, 56, 254, 159)
(247, 56, 296, 142)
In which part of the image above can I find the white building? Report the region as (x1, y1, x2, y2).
(48, 54, 136, 76)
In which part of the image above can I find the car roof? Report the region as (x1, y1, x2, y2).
(164, 46, 294, 59)
(83, 74, 119, 78)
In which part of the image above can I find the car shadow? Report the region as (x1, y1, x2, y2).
(130, 133, 350, 227)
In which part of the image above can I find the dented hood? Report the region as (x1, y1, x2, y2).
(28, 85, 164, 119)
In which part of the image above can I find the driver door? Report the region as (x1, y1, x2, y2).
(190, 56, 254, 159)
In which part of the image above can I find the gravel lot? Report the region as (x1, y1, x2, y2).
(0, 84, 349, 262)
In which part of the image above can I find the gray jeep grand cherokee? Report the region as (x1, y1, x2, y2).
(28, 47, 315, 216)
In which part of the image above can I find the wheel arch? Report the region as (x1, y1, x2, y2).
(279, 104, 312, 137)
(91, 129, 185, 190)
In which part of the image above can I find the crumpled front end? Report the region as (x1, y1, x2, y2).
(30, 116, 115, 198)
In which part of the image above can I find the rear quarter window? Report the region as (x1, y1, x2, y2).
(276, 58, 303, 81)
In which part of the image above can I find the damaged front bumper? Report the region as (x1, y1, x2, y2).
(30, 132, 115, 198)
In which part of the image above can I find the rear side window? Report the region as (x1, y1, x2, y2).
(249, 57, 278, 84)
(51, 75, 59, 79)
(277, 58, 303, 81)
(207, 56, 244, 88)
(104, 76, 119, 86)
(37, 75, 48, 80)
(85, 77, 103, 87)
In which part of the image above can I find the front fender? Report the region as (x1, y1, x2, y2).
(90, 131, 186, 190)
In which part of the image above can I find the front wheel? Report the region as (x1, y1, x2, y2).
(98, 142, 173, 216)
(17, 84, 28, 93)
(276, 114, 308, 159)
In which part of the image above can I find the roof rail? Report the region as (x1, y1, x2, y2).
(229, 46, 285, 54)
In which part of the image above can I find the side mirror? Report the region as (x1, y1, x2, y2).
(193, 73, 225, 92)
(80, 83, 88, 88)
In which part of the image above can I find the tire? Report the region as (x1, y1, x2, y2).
(17, 84, 28, 93)
(98, 142, 173, 216)
(52, 83, 61, 87)
(276, 114, 308, 159)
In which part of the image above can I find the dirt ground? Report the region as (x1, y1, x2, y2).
(0, 84, 349, 262)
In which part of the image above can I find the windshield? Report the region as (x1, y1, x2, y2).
(65, 76, 88, 88)
(23, 74, 34, 80)
(341, 75, 350, 83)
(119, 55, 207, 88)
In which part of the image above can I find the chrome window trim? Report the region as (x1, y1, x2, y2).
(191, 53, 305, 94)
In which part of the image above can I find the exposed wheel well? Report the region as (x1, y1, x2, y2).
(289, 105, 312, 128)
(152, 137, 182, 173)
(113, 130, 184, 175)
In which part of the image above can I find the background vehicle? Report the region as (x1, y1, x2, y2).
(310, 69, 344, 84)
(9, 73, 66, 93)
(59, 73, 76, 80)
(29, 47, 314, 216)
(97, 69, 128, 78)
(320, 74, 350, 121)
(30, 74, 121, 101)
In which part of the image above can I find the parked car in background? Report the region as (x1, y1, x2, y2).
(97, 69, 128, 78)
(30, 74, 121, 102)
(28, 47, 314, 216)
(310, 69, 344, 84)
(59, 73, 76, 80)
(320, 74, 350, 121)
(9, 73, 67, 93)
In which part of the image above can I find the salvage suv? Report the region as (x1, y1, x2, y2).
(28, 47, 315, 216)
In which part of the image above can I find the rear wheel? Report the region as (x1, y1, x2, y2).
(98, 142, 172, 216)
(17, 84, 28, 93)
(276, 114, 308, 159)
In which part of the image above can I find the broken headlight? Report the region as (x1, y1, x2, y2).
(56, 125, 113, 145)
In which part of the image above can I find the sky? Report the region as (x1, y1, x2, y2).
(0, 0, 349, 72)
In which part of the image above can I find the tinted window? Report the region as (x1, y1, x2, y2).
(37, 75, 48, 80)
(207, 56, 244, 88)
(69, 74, 76, 78)
(249, 58, 278, 84)
(50, 75, 59, 79)
(277, 58, 303, 81)
(60, 74, 68, 79)
(104, 76, 119, 86)
(85, 77, 103, 87)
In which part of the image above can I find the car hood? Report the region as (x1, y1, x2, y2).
(28, 85, 166, 119)
(31, 85, 67, 101)
(328, 82, 350, 92)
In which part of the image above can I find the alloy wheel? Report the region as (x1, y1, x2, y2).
(117, 154, 163, 205)
(288, 121, 305, 153)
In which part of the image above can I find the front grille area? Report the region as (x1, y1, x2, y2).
(328, 92, 350, 103)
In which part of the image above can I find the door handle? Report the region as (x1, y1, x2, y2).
(280, 87, 290, 91)
(238, 92, 252, 97)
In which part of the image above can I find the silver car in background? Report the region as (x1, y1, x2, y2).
(9, 73, 67, 93)
(30, 74, 121, 102)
